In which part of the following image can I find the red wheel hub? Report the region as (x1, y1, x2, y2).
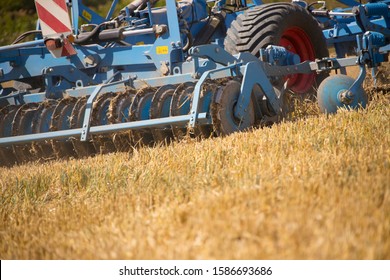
(280, 27, 316, 93)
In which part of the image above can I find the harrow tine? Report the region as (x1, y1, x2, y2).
(70, 97, 97, 158)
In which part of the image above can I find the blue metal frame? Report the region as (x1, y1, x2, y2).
(318, 2, 390, 58)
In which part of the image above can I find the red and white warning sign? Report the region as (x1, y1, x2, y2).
(35, 0, 76, 57)
(35, 0, 72, 37)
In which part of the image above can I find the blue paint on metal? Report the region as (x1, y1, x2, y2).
(0, 40, 44, 52)
(319, 1, 390, 58)
(176, 94, 191, 116)
(80, 74, 128, 141)
(23, 93, 46, 104)
(251, 0, 263, 5)
(40, 108, 55, 133)
(161, 97, 172, 118)
(139, 95, 153, 120)
(60, 106, 73, 131)
(189, 62, 242, 127)
(3, 111, 14, 138)
(337, 0, 361, 7)
(259, 46, 300, 66)
(100, 103, 111, 125)
(106, 0, 119, 20)
(0, 113, 210, 147)
(199, 88, 212, 114)
(317, 74, 367, 114)
(361, 31, 387, 66)
(66, 81, 128, 98)
(189, 44, 238, 66)
(235, 61, 279, 119)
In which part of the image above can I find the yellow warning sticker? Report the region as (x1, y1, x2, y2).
(156, 46, 169, 55)
(82, 10, 92, 22)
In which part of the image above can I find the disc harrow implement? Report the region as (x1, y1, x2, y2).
(0, 79, 230, 165)
(0, 0, 388, 167)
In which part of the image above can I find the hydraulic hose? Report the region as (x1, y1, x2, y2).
(12, 30, 42, 44)
(182, 30, 193, 52)
(74, 23, 106, 45)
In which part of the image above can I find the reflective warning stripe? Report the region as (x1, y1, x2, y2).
(39, 21, 57, 38)
(35, 0, 72, 36)
(53, 0, 67, 10)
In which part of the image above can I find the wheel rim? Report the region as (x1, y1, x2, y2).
(280, 27, 316, 93)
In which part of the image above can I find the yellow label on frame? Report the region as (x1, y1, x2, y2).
(156, 46, 169, 55)
(82, 10, 92, 22)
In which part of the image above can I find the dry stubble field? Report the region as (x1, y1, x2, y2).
(0, 86, 389, 260)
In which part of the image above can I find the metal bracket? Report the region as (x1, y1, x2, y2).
(0, 113, 210, 147)
(189, 63, 243, 128)
(189, 44, 239, 66)
(80, 73, 128, 141)
(0, 90, 27, 105)
(235, 61, 280, 120)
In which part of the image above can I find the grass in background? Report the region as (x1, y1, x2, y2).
(1, 90, 389, 259)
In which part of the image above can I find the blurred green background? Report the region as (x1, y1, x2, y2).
(0, 0, 344, 46)
(0, 0, 127, 45)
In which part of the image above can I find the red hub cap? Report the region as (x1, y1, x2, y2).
(280, 27, 316, 93)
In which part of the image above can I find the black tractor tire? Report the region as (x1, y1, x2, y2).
(224, 2, 329, 94)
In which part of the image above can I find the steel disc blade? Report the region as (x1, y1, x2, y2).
(51, 97, 78, 159)
(91, 92, 118, 154)
(317, 74, 367, 114)
(12, 103, 39, 163)
(170, 82, 194, 141)
(32, 100, 58, 161)
(211, 79, 255, 136)
(0, 105, 20, 167)
(195, 81, 217, 138)
(150, 84, 177, 144)
(108, 90, 136, 152)
(129, 87, 155, 147)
